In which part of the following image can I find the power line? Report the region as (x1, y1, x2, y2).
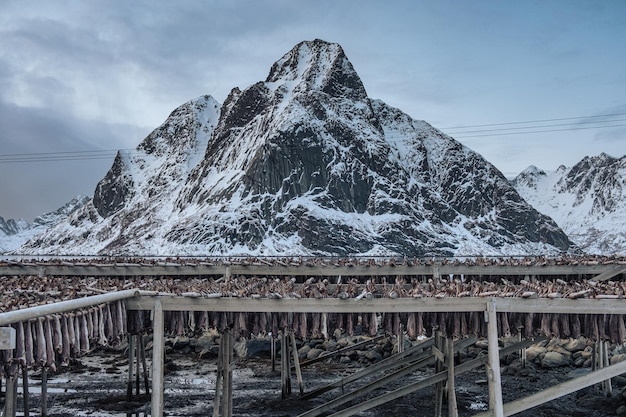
(1, 111, 624, 164)
(452, 123, 626, 139)
(440, 112, 626, 130)
(444, 118, 626, 135)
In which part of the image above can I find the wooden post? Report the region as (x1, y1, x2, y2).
(271, 335, 276, 372)
(41, 367, 48, 417)
(22, 366, 30, 417)
(139, 335, 150, 395)
(127, 334, 135, 399)
(4, 375, 17, 417)
(212, 336, 223, 417)
(151, 299, 164, 417)
(281, 331, 291, 398)
(289, 330, 304, 395)
(434, 330, 443, 417)
(602, 340, 613, 397)
(222, 329, 233, 417)
(447, 338, 459, 417)
(486, 299, 504, 417)
(135, 334, 141, 395)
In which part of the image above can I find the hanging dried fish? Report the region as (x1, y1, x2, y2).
(14, 321, 25, 365)
(61, 314, 71, 364)
(24, 320, 34, 367)
(35, 317, 47, 368)
(44, 316, 55, 367)
(80, 312, 90, 354)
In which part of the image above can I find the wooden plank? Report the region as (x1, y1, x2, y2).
(299, 334, 386, 368)
(127, 295, 489, 314)
(493, 298, 626, 315)
(473, 359, 626, 417)
(591, 264, 626, 282)
(0, 327, 16, 349)
(289, 331, 304, 395)
(432, 346, 445, 363)
(298, 355, 437, 417)
(299, 337, 478, 417)
(323, 338, 539, 417)
(301, 337, 435, 400)
(0, 261, 618, 278)
(126, 295, 626, 315)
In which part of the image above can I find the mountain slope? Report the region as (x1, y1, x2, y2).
(0, 195, 89, 253)
(18, 40, 573, 257)
(512, 153, 626, 254)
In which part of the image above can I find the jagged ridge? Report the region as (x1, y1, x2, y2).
(18, 40, 573, 257)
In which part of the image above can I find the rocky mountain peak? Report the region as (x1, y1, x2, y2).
(511, 165, 547, 189)
(16, 40, 575, 257)
(266, 39, 368, 101)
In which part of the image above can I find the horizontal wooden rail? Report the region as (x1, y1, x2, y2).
(0, 289, 140, 326)
(126, 293, 626, 315)
(0, 262, 621, 278)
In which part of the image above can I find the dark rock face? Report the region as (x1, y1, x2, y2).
(18, 39, 575, 256)
(93, 152, 133, 218)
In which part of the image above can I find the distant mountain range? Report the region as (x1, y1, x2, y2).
(0, 195, 89, 253)
(2, 40, 622, 257)
(511, 153, 626, 254)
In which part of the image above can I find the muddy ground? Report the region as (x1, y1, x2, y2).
(2, 346, 622, 417)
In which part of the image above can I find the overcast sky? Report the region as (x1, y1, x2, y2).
(1, 1, 625, 221)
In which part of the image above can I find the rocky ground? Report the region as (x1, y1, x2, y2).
(2, 334, 626, 417)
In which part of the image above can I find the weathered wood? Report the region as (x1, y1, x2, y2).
(302, 337, 437, 400)
(126, 295, 626, 315)
(289, 331, 304, 395)
(0, 289, 140, 326)
(486, 299, 504, 417)
(4, 375, 17, 417)
(139, 335, 150, 395)
(135, 334, 141, 396)
(22, 366, 30, 417)
(222, 329, 233, 417)
(320, 338, 537, 417)
(151, 299, 164, 417)
(299, 335, 385, 368)
(41, 367, 48, 417)
(447, 338, 459, 417)
(212, 336, 223, 417)
(591, 264, 626, 282)
(2, 261, 618, 278)
(434, 332, 444, 417)
(127, 334, 134, 399)
(0, 327, 16, 349)
(473, 359, 626, 417)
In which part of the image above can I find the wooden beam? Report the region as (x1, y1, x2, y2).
(0, 289, 140, 326)
(591, 264, 626, 282)
(301, 337, 435, 400)
(0, 261, 618, 278)
(125, 295, 626, 315)
(322, 338, 539, 417)
(473, 359, 626, 417)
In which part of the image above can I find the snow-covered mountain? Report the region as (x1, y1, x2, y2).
(512, 153, 626, 254)
(1, 195, 89, 253)
(18, 40, 573, 257)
